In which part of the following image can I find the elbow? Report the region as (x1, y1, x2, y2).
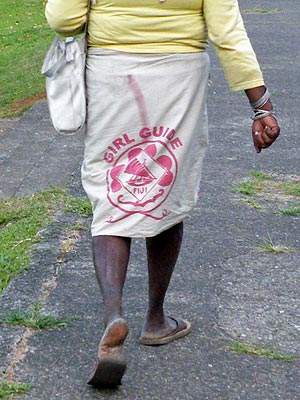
(45, 10, 85, 37)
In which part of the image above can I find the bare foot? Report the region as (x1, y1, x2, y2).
(88, 318, 129, 387)
(98, 318, 129, 357)
(140, 315, 177, 340)
(139, 316, 191, 346)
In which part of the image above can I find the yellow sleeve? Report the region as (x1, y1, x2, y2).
(45, 0, 88, 37)
(203, 0, 264, 91)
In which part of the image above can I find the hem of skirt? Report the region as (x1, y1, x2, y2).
(90, 215, 187, 238)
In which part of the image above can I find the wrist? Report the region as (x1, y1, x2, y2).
(250, 88, 270, 110)
(257, 99, 273, 111)
(251, 109, 277, 121)
(246, 86, 278, 122)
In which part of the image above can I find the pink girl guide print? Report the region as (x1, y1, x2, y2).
(104, 126, 183, 222)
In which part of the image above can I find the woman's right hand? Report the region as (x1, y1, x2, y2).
(252, 115, 280, 153)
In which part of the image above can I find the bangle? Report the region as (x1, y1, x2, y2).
(250, 88, 270, 110)
(251, 109, 277, 121)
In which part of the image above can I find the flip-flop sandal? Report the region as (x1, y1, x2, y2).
(87, 355, 127, 387)
(138, 317, 192, 346)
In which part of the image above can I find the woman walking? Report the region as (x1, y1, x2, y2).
(45, 0, 280, 387)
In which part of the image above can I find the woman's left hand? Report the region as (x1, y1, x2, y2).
(252, 115, 280, 153)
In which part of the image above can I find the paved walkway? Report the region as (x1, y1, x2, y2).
(0, 0, 300, 398)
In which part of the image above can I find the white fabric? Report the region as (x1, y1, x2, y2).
(82, 49, 210, 237)
(41, 35, 87, 135)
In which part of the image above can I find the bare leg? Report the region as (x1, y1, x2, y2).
(140, 222, 188, 340)
(92, 235, 131, 326)
(88, 235, 131, 387)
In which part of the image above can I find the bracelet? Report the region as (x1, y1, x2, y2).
(250, 88, 270, 110)
(251, 109, 277, 121)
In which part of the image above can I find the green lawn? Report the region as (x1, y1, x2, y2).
(0, 1, 53, 117)
(0, 188, 92, 293)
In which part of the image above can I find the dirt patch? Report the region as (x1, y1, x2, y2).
(10, 93, 46, 113)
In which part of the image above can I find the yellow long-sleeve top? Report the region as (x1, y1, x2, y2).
(45, 0, 264, 91)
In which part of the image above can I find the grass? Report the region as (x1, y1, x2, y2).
(0, 0, 52, 117)
(232, 170, 273, 196)
(238, 198, 262, 210)
(233, 181, 258, 196)
(0, 187, 91, 292)
(249, 171, 273, 180)
(278, 204, 300, 216)
(241, 8, 282, 15)
(258, 236, 294, 254)
(228, 341, 297, 362)
(63, 196, 92, 217)
(278, 181, 300, 197)
(233, 172, 300, 214)
(0, 379, 31, 399)
(0, 303, 70, 330)
(0, 187, 64, 291)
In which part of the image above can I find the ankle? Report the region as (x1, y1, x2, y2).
(144, 309, 166, 329)
(104, 311, 123, 327)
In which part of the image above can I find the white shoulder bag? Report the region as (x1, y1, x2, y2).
(41, 0, 94, 135)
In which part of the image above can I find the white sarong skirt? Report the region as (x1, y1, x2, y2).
(82, 49, 210, 238)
